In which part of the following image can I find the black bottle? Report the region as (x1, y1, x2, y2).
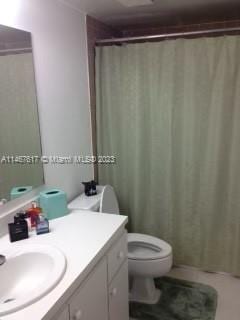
(8, 212, 29, 242)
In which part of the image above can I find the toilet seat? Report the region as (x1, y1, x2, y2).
(128, 233, 172, 261)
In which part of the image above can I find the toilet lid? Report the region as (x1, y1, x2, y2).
(128, 233, 172, 261)
(100, 185, 120, 214)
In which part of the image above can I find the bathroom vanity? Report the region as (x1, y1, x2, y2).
(0, 210, 128, 320)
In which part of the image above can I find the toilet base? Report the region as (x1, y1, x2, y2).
(129, 277, 161, 304)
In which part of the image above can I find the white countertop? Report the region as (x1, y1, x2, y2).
(0, 210, 128, 320)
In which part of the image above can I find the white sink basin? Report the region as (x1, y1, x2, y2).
(0, 244, 66, 316)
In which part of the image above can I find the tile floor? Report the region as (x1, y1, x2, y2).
(167, 266, 240, 320)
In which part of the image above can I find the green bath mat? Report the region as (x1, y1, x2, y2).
(129, 276, 218, 320)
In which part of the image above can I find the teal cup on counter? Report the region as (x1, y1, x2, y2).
(39, 189, 68, 220)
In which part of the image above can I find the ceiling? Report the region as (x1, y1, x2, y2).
(61, 0, 240, 27)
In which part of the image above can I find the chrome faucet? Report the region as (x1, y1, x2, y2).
(0, 255, 6, 265)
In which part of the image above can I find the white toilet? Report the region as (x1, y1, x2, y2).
(68, 185, 173, 304)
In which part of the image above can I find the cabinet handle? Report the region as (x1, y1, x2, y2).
(111, 287, 118, 297)
(73, 310, 83, 320)
(118, 251, 124, 259)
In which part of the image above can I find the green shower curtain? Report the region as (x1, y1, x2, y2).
(96, 36, 240, 275)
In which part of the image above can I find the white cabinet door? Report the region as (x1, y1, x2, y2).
(109, 260, 129, 320)
(108, 232, 128, 283)
(69, 258, 108, 320)
(52, 306, 69, 320)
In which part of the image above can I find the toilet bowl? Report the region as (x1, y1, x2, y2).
(68, 185, 173, 304)
(128, 233, 172, 304)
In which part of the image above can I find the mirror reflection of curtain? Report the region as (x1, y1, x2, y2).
(96, 36, 240, 275)
(0, 53, 43, 200)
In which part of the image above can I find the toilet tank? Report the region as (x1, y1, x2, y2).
(68, 185, 120, 215)
(68, 186, 103, 211)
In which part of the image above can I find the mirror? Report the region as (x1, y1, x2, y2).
(0, 25, 44, 205)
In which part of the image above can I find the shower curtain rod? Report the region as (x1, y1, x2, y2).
(96, 26, 240, 45)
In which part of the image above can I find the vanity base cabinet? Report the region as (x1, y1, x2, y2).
(54, 306, 69, 320)
(109, 260, 129, 320)
(69, 258, 108, 320)
(51, 231, 129, 320)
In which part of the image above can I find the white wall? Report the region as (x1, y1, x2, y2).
(0, 0, 93, 200)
